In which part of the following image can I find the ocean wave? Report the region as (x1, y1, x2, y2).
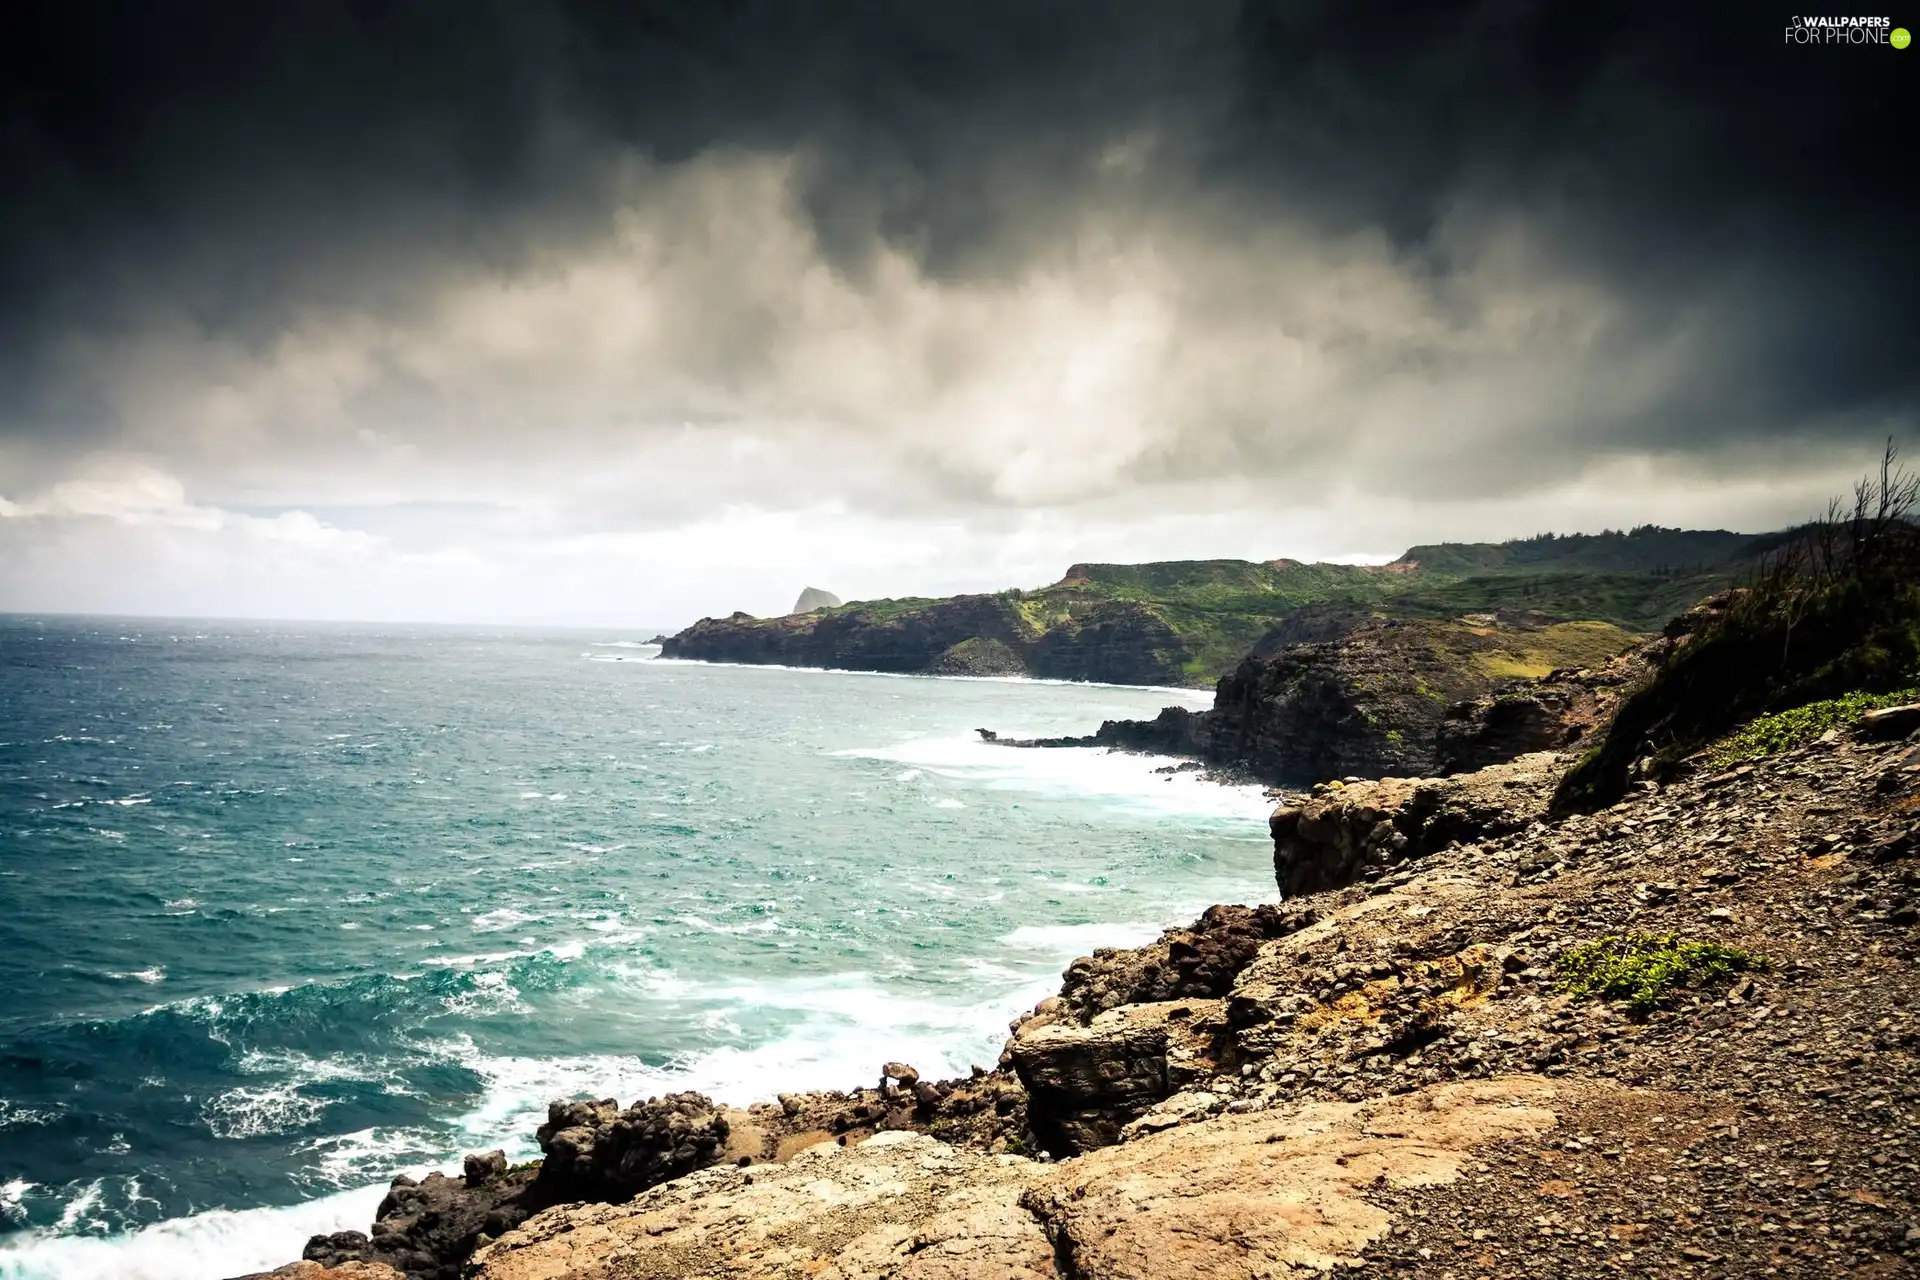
(105, 968, 167, 984)
(1000, 920, 1164, 955)
(835, 732, 1272, 821)
(201, 1085, 329, 1140)
(0, 1180, 34, 1229)
(0, 1183, 389, 1280)
(470, 906, 540, 934)
(292, 1126, 448, 1191)
(0, 1100, 60, 1131)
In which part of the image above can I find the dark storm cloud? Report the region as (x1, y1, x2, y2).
(0, 0, 1913, 481)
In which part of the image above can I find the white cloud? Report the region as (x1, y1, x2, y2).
(1, 149, 1901, 624)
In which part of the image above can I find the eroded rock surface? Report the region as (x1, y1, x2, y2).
(469, 1080, 1573, 1280)
(1009, 1000, 1230, 1155)
(468, 1130, 1052, 1280)
(1024, 1077, 1566, 1278)
(1268, 751, 1563, 897)
(233, 1263, 406, 1280)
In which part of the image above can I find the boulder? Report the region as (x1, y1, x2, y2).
(300, 1094, 732, 1280)
(1858, 702, 1920, 741)
(1008, 1001, 1228, 1155)
(532, 1091, 730, 1203)
(1048, 902, 1316, 1023)
(1270, 752, 1562, 898)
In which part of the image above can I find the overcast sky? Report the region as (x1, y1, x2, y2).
(1, 2, 1913, 627)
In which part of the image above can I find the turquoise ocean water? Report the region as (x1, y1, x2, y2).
(0, 617, 1275, 1278)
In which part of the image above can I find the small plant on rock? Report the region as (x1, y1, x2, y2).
(1557, 933, 1766, 1014)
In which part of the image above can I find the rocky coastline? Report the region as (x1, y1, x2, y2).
(661, 595, 1194, 686)
(244, 692, 1920, 1278)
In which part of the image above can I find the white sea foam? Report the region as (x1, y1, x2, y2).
(641, 656, 1214, 697)
(52, 1182, 104, 1235)
(471, 906, 539, 933)
(201, 1085, 329, 1140)
(293, 1125, 448, 1191)
(0, 1179, 34, 1228)
(0, 1182, 389, 1280)
(1000, 920, 1165, 955)
(106, 967, 167, 984)
(0, 1101, 58, 1131)
(838, 733, 1271, 821)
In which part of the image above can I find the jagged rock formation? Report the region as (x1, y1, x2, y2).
(790, 586, 841, 614)
(295, 1094, 735, 1280)
(532, 1092, 731, 1202)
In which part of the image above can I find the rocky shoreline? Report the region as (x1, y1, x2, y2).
(243, 699, 1920, 1279)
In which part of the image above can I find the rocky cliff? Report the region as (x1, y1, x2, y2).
(663, 595, 1193, 685)
(1043, 614, 1650, 786)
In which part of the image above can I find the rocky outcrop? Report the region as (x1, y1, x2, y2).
(469, 1082, 1569, 1280)
(929, 636, 1028, 676)
(1048, 903, 1315, 1022)
(299, 1159, 539, 1280)
(663, 596, 1042, 676)
(531, 1091, 730, 1202)
(288, 1073, 1039, 1280)
(1069, 614, 1671, 788)
(1267, 751, 1564, 898)
(1008, 1000, 1231, 1154)
(297, 1095, 735, 1280)
(790, 586, 842, 614)
(469, 1130, 1053, 1280)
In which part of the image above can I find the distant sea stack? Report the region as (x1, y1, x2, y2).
(790, 587, 842, 615)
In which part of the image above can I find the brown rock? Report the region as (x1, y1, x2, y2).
(1008, 1000, 1229, 1155)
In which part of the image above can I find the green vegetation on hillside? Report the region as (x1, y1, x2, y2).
(801, 528, 1759, 686)
(1556, 446, 1920, 811)
(1704, 689, 1920, 768)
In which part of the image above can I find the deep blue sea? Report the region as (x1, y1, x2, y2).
(0, 617, 1275, 1279)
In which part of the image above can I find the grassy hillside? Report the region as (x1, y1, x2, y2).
(682, 527, 1769, 687)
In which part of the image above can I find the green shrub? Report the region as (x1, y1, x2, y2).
(1558, 934, 1766, 1013)
(1705, 688, 1920, 767)
(1553, 448, 1920, 814)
